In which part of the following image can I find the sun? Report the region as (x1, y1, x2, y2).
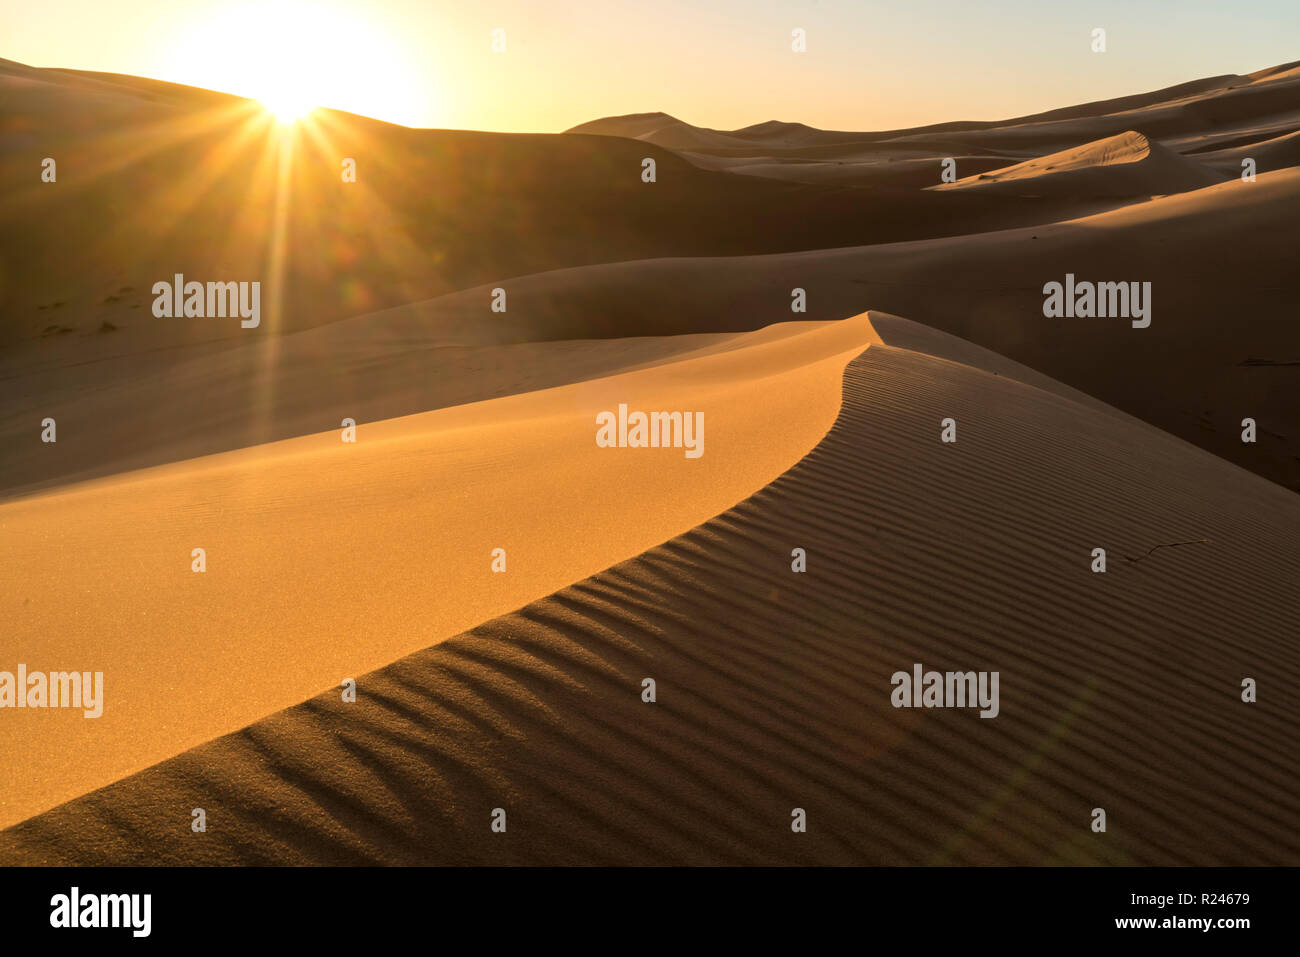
(169, 1, 425, 128)
(260, 88, 315, 124)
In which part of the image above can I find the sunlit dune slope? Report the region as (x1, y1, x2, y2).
(931, 131, 1224, 197)
(0, 316, 878, 829)
(4, 314, 1295, 864)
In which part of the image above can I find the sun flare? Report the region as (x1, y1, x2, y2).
(166, 1, 425, 129)
(261, 91, 315, 124)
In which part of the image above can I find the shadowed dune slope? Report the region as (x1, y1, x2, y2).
(3, 314, 1296, 865)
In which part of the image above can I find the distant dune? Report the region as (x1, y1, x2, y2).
(568, 60, 1300, 155)
(4, 315, 1295, 865)
(1196, 127, 1300, 173)
(570, 65, 1300, 195)
(931, 131, 1225, 197)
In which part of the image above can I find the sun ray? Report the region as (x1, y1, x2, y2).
(300, 109, 448, 309)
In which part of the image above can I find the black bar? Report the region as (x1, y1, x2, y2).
(0, 866, 1286, 944)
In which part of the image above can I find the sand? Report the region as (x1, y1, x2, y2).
(4, 313, 1295, 864)
(0, 317, 877, 830)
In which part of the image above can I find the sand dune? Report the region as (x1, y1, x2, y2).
(4, 313, 1295, 865)
(882, 77, 1300, 155)
(1169, 115, 1300, 154)
(564, 112, 761, 151)
(0, 56, 232, 125)
(565, 113, 880, 153)
(317, 168, 1300, 493)
(1247, 62, 1300, 85)
(932, 131, 1225, 197)
(1197, 128, 1300, 173)
(0, 317, 876, 829)
(567, 75, 1253, 154)
(571, 61, 1300, 159)
(570, 66, 1298, 196)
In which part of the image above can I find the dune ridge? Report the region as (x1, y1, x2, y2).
(0, 317, 876, 830)
(3, 313, 1295, 865)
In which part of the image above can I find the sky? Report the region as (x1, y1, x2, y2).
(5, 0, 1299, 132)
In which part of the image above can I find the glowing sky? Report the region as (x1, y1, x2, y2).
(7, 0, 1299, 132)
